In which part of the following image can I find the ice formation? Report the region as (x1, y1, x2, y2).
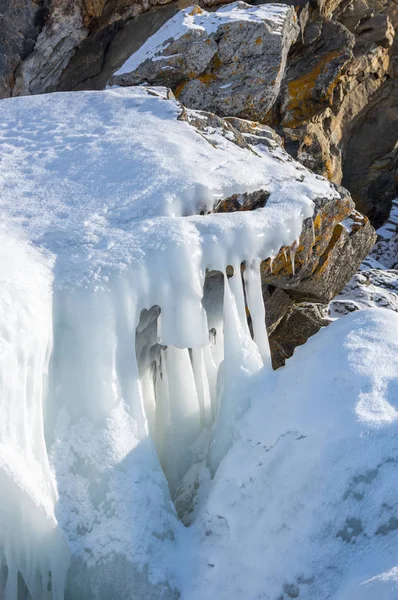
(0, 86, 341, 598)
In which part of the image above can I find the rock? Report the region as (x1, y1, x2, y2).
(264, 287, 294, 336)
(269, 302, 332, 368)
(342, 79, 398, 227)
(12, 3, 87, 96)
(284, 210, 377, 302)
(0, 0, 187, 98)
(58, 3, 180, 92)
(278, 20, 355, 129)
(109, 2, 300, 120)
(0, 0, 45, 98)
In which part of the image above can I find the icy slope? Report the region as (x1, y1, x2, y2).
(183, 309, 398, 600)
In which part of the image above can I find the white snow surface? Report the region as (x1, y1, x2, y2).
(181, 309, 398, 600)
(114, 2, 291, 75)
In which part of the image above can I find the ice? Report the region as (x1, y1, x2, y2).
(0, 87, 343, 599)
(0, 230, 69, 600)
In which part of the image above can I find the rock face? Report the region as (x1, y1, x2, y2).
(343, 79, 398, 227)
(0, 0, 45, 98)
(0, 0, 187, 98)
(275, 0, 397, 225)
(110, 3, 299, 119)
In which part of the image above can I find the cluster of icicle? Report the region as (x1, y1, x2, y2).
(0, 200, 309, 599)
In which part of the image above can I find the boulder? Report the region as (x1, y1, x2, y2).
(109, 2, 300, 120)
(0, 0, 45, 98)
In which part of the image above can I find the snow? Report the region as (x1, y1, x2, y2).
(181, 309, 398, 600)
(114, 2, 291, 76)
(0, 86, 336, 290)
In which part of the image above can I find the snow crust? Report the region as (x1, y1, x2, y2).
(114, 2, 291, 76)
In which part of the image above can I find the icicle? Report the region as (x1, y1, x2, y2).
(227, 262, 251, 337)
(208, 272, 263, 474)
(191, 347, 213, 427)
(155, 346, 202, 494)
(290, 246, 296, 276)
(243, 261, 272, 368)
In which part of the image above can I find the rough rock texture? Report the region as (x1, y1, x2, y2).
(109, 3, 300, 119)
(269, 302, 332, 368)
(342, 79, 398, 227)
(273, 0, 397, 225)
(0, 0, 45, 98)
(0, 0, 189, 97)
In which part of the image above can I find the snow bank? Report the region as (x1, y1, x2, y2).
(182, 309, 398, 600)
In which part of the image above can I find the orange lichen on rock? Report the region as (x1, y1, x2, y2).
(174, 79, 189, 97)
(283, 50, 344, 127)
(189, 5, 203, 15)
(198, 73, 217, 84)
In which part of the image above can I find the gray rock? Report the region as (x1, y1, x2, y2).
(343, 79, 398, 228)
(109, 2, 300, 120)
(0, 0, 44, 98)
(269, 302, 332, 368)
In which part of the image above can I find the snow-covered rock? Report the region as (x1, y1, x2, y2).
(330, 199, 398, 317)
(109, 2, 300, 120)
